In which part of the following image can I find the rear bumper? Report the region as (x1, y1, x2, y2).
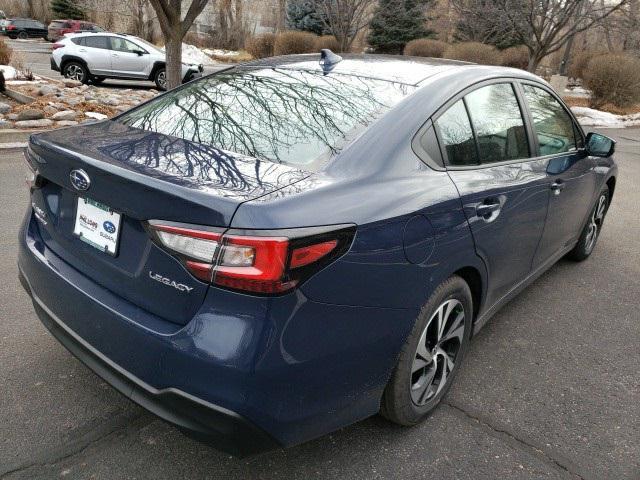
(50, 56, 60, 72)
(19, 267, 278, 456)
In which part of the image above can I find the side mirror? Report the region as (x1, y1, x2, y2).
(586, 132, 615, 158)
(134, 50, 146, 56)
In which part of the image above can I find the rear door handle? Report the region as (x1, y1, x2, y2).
(476, 201, 501, 219)
(551, 180, 565, 195)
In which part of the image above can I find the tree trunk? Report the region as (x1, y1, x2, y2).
(165, 35, 183, 90)
(527, 53, 541, 73)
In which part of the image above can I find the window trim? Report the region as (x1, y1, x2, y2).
(430, 77, 535, 170)
(517, 79, 586, 161)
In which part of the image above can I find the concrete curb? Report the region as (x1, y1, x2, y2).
(0, 128, 45, 145)
(2, 88, 36, 104)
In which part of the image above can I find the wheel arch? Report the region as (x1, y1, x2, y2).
(60, 55, 89, 73)
(606, 176, 616, 202)
(453, 266, 483, 324)
(149, 61, 166, 81)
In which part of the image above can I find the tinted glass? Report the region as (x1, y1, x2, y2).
(118, 68, 414, 166)
(465, 83, 529, 163)
(435, 100, 478, 166)
(71, 37, 85, 46)
(522, 85, 576, 156)
(85, 36, 109, 49)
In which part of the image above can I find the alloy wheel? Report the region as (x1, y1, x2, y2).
(157, 71, 167, 89)
(410, 299, 465, 406)
(585, 193, 607, 254)
(64, 65, 84, 81)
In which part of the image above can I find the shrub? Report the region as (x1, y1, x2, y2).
(567, 50, 608, 80)
(314, 35, 340, 52)
(245, 33, 276, 59)
(500, 45, 529, 70)
(443, 42, 501, 65)
(0, 37, 12, 65)
(273, 31, 317, 56)
(583, 54, 640, 108)
(403, 38, 447, 58)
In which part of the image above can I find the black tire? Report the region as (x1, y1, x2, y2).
(17, 31, 28, 40)
(154, 68, 167, 90)
(62, 61, 89, 84)
(566, 186, 610, 262)
(381, 275, 473, 425)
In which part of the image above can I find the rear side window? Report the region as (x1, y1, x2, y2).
(434, 100, 478, 166)
(84, 36, 109, 49)
(71, 37, 85, 46)
(465, 83, 529, 163)
(522, 85, 577, 156)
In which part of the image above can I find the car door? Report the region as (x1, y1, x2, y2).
(435, 81, 550, 309)
(81, 36, 112, 75)
(520, 83, 598, 267)
(108, 37, 149, 78)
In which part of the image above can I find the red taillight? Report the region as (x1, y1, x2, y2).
(147, 222, 354, 295)
(290, 240, 337, 269)
(7, 25, 16, 30)
(52, 43, 64, 50)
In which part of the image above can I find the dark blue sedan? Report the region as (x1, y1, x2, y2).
(18, 53, 617, 455)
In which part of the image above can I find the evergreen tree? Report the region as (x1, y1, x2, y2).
(367, 0, 434, 54)
(286, 0, 326, 36)
(50, 0, 84, 20)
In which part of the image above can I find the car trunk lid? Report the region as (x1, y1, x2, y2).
(28, 121, 310, 325)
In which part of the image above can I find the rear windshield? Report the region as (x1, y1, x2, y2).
(118, 67, 415, 166)
(49, 20, 69, 28)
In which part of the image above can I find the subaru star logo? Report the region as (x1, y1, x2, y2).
(103, 221, 116, 234)
(69, 169, 90, 191)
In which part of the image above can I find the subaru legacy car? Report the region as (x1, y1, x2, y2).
(51, 32, 203, 89)
(19, 53, 617, 456)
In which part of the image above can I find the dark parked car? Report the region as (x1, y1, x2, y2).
(19, 53, 617, 456)
(47, 19, 102, 42)
(0, 18, 47, 39)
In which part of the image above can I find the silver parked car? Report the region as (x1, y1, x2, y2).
(51, 32, 203, 90)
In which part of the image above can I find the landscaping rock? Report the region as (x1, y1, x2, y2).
(66, 97, 83, 106)
(101, 97, 120, 106)
(0, 120, 11, 129)
(7, 113, 19, 121)
(0, 102, 11, 114)
(85, 111, 108, 120)
(63, 79, 82, 88)
(38, 85, 57, 96)
(15, 119, 54, 128)
(52, 110, 77, 121)
(17, 109, 45, 121)
(44, 105, 59, 115)
(55, 120, 78, 127)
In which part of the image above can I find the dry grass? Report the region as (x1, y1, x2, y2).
(0, 37, 12, 65)
(583, 54, 640, 109)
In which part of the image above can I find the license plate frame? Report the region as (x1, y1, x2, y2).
(73, 197, 122, 257)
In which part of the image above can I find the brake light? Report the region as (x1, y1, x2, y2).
(7, 25, 15, 30)
(52, 43, 64, 50)
(147, 222, 355, 295)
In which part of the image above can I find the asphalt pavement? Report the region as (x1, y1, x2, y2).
(0, 129, 638, 479)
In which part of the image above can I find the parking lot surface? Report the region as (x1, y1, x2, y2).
(0, 128, 638, 479)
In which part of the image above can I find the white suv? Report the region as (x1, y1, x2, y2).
(51, 32, 203, 90)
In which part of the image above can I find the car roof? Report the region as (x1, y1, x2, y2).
(241, 53, 471, 85)
(240, 53, 543, 86)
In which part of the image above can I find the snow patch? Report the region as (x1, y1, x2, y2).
(0, 65, 18, 80)
(203, 48, 240, 57)
(571, 106, 640, 128)
(162, 43, 218, 66)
